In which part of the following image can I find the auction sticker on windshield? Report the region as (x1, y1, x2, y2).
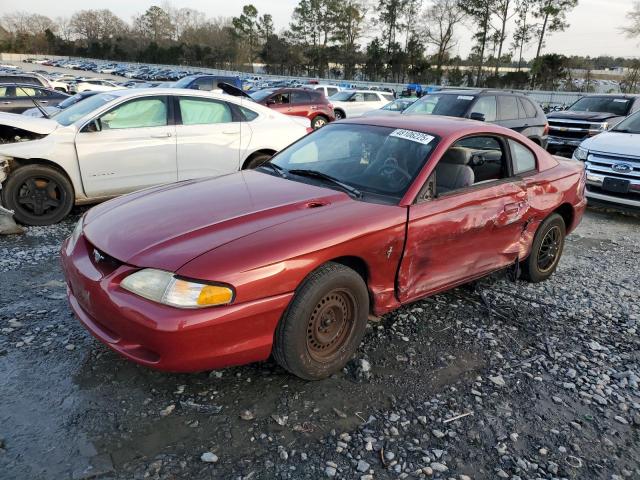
(390, 129, 435, 145)
(457, 95, 475, 101)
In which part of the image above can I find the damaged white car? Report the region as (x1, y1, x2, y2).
(0, 88, 310, 225)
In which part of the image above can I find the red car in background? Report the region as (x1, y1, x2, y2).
(250, 87, 335, 129)
(61, 116, 586, 380)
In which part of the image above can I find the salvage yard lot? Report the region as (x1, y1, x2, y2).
(0, 206, 639, 480)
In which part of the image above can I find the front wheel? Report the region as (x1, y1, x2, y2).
(2, 165, 74, 226)
(520, 213, 566, 283)
(334, 110, 345, 120)
(244, 153, 272, 170)
(273, 263, 369, 380)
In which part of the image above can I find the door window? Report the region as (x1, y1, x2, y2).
(271, 92, 290, 104)
(193, 77, 214, 90)
(434, 136, 509, 196)
(291, 91, 311, 104)
(99, 97, 168, 129)
(509, 139, 537, 174)
(364, 93, 379, 101)
(178, 97, 232, 125)
(15, 87, 39, 97)
(353, 93, 365, 102)
(471, 96, 497, 121)
(498, 95, 519, 120)
(326, 87, 338, 97)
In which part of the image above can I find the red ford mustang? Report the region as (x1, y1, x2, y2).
(61, 116, 586, 380)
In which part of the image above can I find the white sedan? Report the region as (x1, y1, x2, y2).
(0, 88, 310, 225)
(73, 79, 122, 93)
(329, 90, 395, 119)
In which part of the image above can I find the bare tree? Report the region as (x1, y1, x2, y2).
(492, 0, 516, 76)
(511, 0, 535, 70)
(423, 0, 466, 82)
(622, 1, 640, 39)
(56, 16, 74, 42)
(70, 9, 127, 44)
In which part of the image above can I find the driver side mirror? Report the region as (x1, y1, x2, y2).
(266, 99, 276, 106)
(469, 112, 486, 122)
(82, 119, 102, 133)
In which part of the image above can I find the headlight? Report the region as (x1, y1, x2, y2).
(572, 147, 588, 161)
(66, 215, 84, 253)
(120, 268, 234, 308)
(598, 122, 609, 131)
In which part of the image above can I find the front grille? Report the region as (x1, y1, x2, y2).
(549, 129, 588, 140)
(549, 120, 592, 131)
(586, 152, 640, 181)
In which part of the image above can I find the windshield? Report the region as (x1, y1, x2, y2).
(567, 97, 632, 116)
(330, 91, 355, 101)
(269, 123, 437, 201)
(55, 93, 89, 110)
(403, 93, 475, 117)
(612, 111, 640, 134)
(250, 89, 277, 102)
(383, 99, 415, 111)
(54, 93, 117, 126)
(172, 77, 195, 88)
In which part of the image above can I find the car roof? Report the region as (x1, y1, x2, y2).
(337, 114, 510, 138)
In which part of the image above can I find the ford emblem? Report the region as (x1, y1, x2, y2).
(612, 163, 632, 173)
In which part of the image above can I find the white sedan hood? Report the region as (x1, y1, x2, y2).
(581, 131, 640, 158)
(0, 112, 59, 135)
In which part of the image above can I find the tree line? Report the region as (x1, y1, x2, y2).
(0, 1, 638, 90)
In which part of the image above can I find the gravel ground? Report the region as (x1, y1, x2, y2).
(0, 206, 639, 480)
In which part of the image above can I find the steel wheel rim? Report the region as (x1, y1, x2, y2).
(307, 289, 355, 362)
(537, 225, 561, 272)
(16, 176, 65, 218)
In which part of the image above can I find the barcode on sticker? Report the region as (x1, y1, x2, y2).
(389, 129, 435, 145)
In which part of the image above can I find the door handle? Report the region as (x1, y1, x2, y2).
(150, 132, 171, 138)
(2, 101, 11, 104)
(39, 100, 48, 103)
(504, 201, 527, 214)
(222, 130, 238, 135)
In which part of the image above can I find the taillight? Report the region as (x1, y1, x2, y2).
(306, 127, 313, 134)
(543, 123, 549, 136)
(327, 103, 333, 110)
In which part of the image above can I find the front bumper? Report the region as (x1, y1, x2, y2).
(61, 234, 293, 372)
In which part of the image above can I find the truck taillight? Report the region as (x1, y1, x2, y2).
(543, 124, 549, 136)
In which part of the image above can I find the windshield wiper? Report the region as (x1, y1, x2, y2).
(288, 169, 362, 198)
(259, 162, 288, 178)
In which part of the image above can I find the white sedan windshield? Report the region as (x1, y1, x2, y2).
(54, 93, 117, 126)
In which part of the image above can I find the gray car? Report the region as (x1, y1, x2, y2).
(0, 84, 70, 114)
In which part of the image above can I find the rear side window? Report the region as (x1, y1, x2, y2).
(291, 91, 311, 104)
(509, 139, 537, 174)
(498, 96, 519, 120)
(471, 96, 497, 122)
(178, 97, 232, 125)
(239, 106, 259, 121)
(521, 98, 538, 118)
(327, 87, 338, 97)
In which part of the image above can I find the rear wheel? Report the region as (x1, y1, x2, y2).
(244, 152, 272, 170)
(520, 213, 566, 283)
(334, 110, 345, 120)
(273, 262, 369, 380)
(311, 115, 329, 129)
(2, 165, 74, 226)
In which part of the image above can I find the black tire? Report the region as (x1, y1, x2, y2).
(2, 164, 74, 226)
(520, 213, 566, 283)
(311, 115, 329, 129)
(273, 262, 369, 380)
(334, 109, 345, 120)
(244, 152, 272, 170)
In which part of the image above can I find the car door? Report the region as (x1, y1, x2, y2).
(0, 86, 40, 113)
(397, 134, 531, 302)
(175, 95, 252, 179)
(289, 90, 313, 118)
(266, 90, 291, 115)
(469, 96, 497, 123)
(75, 95, 177, 197)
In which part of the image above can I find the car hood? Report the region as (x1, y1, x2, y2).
(547, 111, 622, 122)
(83, 171, 350, 272)
(361, 110, 402, 117)
(0, 112, 59, 134)
(580, 131, 640, 157)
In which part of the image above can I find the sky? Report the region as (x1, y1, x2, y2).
(1, 0, 637, 59)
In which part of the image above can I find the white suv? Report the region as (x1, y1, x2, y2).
(329, 90, 395, 119)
